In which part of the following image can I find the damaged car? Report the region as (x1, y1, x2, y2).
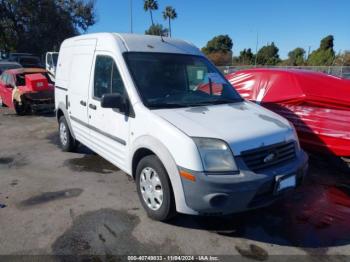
(226, 68, 350, 171)
(0, 68, 54, 115)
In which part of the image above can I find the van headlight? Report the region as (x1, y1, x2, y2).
(193, 138, 238, 172)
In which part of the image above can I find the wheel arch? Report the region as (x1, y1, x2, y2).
(56, 103, 76, 139)
(132, 148, 155, 180)
(130, 136, 197, 215)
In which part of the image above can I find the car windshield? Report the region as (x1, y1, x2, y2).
(124, 53, 242, 109)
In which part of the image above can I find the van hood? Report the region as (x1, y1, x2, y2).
(153, 101, 295, 155)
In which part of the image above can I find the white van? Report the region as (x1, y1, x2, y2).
(55, 33, 308, 221)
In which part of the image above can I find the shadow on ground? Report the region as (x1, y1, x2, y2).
(52, 209, 180, 258)
(168, 155, 350, 250)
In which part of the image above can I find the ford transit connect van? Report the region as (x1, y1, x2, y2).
(55, 33, 308, 221)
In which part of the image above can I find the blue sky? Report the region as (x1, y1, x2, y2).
(89, 0, 350, 59)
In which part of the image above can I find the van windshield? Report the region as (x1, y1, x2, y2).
(124, 53, 242, 109)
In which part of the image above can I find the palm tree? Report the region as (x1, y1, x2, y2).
(143, 0, 158, 26)
(162, 6, 177, 37)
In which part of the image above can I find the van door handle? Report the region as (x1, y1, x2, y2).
(89, 104, 97, 110)
(80, 100, 86, 107)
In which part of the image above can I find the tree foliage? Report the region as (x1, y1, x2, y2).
(307, 35, 335, 66)
(333, 51, 350, 66)
(162, 6, 177, 37)
(256, 42, 280, 65)
(320, 35, 334, 50)
(287, 47, 306, 66)
(0, 0, 96, 54)
(238, 48, 255, 65)
(145, 23, 168, 36)
(143, 0, 158, 26)
(201, 35, 233, 65)
(202, 35, 233, 55)
(206, 51, 232, 66)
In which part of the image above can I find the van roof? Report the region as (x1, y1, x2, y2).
(62, 33, 203, 56)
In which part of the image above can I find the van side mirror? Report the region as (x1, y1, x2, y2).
(101, 93, 127, 112)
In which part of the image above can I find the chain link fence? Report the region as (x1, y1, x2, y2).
(218, 66, 350, 79)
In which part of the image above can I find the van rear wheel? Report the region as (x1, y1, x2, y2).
(136, 155, 176, 221)
(59, 116, 76, 152)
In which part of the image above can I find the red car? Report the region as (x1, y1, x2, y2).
(226, 69, 350, 168)
(0, 68, 54, 115)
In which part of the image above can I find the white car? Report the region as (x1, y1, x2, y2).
(45, 52, 59, 82)
(55, 33, 308, 221)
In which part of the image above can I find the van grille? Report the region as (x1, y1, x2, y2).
(241, 141, 296, 172)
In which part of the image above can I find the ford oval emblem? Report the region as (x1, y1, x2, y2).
(264, 153, 276, 163)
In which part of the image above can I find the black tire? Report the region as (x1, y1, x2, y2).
(14, 100, 26, 116)
(58, 116, 76, 152)
(136, 155, 176, 221)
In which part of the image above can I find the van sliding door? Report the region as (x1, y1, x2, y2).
(68, 39, 96, 144)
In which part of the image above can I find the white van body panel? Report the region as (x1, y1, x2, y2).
(153, 101, 295, 155)
(115, 33, 202, 55)
(128, 103, 203, 214)
(68, 39, 96, 144)
(130, 131, 199, 214)
(55, 33, 306, 216)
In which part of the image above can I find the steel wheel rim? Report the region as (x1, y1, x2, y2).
(139, 167, 163, 211)
(59, 122, 68, 146)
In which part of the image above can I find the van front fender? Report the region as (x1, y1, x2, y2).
(131, 136, 198, 215)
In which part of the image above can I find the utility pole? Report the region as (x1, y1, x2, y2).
(254, 32, 259, 67)
(307, 46, 311, 60)
(130, 0, 133, 33)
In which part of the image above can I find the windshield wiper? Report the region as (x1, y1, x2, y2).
(183, 100, 238, 107)
(211, 99, 238, 104)
(148, 103, 189, 109)
(148, 99, 240, 109)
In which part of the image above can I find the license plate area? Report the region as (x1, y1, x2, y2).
(275, 174, 296, 194)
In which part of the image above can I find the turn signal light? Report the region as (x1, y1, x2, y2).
(180, 171, 196, 182)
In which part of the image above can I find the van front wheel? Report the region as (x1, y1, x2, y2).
(59, 116, 76, 152)
(136, 155, 176, 221)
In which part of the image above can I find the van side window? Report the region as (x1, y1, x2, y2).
(94, 56, 113, 99)
(111, 62, 126, 96)
(94, 55, 126, 99)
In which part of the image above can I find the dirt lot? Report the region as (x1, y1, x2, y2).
(0, 107, 350, 260)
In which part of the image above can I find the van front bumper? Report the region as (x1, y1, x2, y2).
(179, 150, 308, 215)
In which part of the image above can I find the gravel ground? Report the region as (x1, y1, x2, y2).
(0, 107, 350, 261)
